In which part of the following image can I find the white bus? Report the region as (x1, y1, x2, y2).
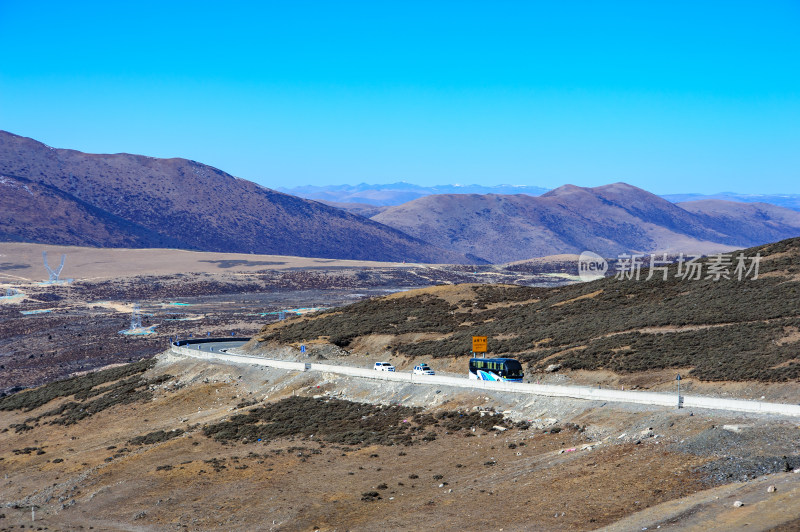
(468, 357, 524, 382)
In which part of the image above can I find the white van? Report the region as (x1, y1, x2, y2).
(413, 363, 435, 375)
(374, 362, 395, 372)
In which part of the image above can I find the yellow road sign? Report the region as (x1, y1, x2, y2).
(472, 336, 487, 353)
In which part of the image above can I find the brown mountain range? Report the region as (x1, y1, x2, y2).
(371, 183, 800, 263)
(4, 130, 798, 265)
(0, 131, 468, 263)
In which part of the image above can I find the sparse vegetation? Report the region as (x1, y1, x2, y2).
(259, 295, 459, 347)
(258, 238, 800, 382)
(0, 358, 156, 412)
(203, 396, 422, 446)
(13, 447, 45, 455)
(0, 359, 175, 430)
(202, 396, 524, 446)
(129, 429, 185, 446)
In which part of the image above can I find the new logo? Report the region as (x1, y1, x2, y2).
(578, 251, 608, 282)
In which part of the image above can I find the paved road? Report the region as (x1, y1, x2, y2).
(172, 339, 800, 417)
(178, 340, 248, 353)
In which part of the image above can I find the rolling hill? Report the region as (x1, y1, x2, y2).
(371, 183, 800, 263)
(664, 192, 800, 211)
(677, 200, 800, 244)
(0, 131, 468, 263)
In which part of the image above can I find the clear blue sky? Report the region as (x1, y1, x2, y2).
(1, 1, 798, 194)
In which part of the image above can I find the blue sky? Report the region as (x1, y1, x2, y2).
(1, 1, 798, 194)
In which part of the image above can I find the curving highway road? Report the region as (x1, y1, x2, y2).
(171, 339, 800, 418)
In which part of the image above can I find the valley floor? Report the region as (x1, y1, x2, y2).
(0, 242, 575, 393)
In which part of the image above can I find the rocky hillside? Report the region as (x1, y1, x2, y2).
(257, 236, 800, 382)
(0, 173, 187, 248)
(0, 131, 467, 263)
(371, 183, 800, 263)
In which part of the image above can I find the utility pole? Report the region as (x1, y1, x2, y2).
(130, 304, 142, 330)
(43, 251, 66, 283)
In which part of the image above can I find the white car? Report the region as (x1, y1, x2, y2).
(374, 362, 395, 372)
(413, 363, 435, 376)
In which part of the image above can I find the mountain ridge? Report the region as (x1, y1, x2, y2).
(371, 183, 800, 263)
(281, 182, 800, 211)
(278, 182, 549, 206)
(4, 131, 799, 265)
(0, 131, 469, 263)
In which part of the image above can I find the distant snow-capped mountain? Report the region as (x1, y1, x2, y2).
(277, 182, 549, 206)
(661, 192, 800, 211)
(281, 183, 800, 212)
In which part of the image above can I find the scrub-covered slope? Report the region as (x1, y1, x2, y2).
(256, 237, 800, 382)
